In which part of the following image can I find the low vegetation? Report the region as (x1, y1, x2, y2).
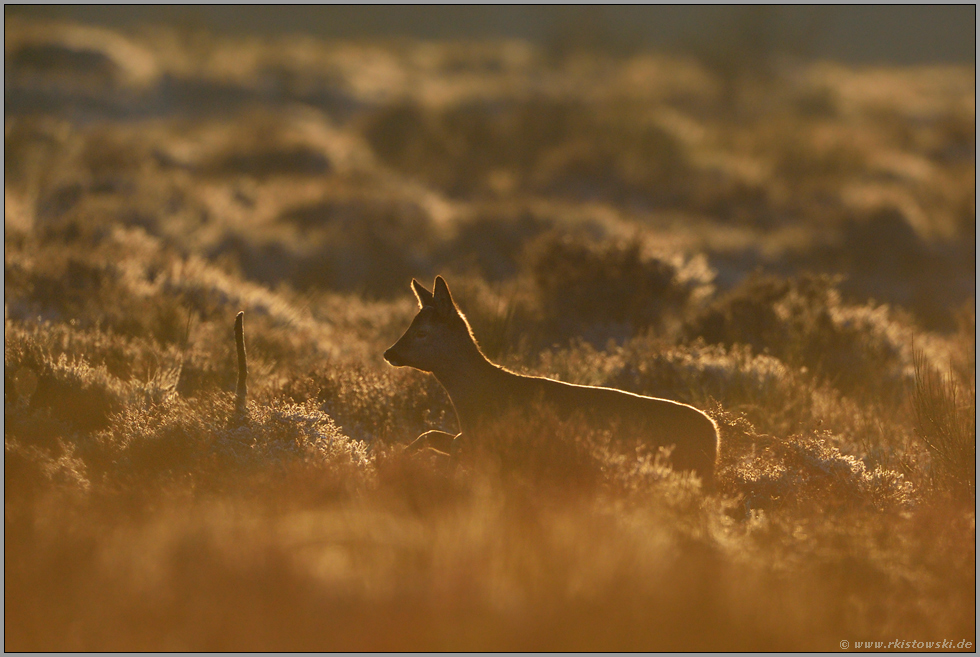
(4, 17, 975, 650)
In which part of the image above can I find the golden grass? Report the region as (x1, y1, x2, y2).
(4, 17, 975, 651)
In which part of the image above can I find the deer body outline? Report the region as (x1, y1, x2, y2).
(384, 276, 719, 485)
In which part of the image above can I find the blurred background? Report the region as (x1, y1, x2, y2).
(5, 5, 974, 334)
(7, 5, 977, 63)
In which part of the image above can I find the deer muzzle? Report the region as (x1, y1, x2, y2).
(383, 347, 404, 366)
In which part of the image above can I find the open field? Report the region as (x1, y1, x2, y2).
(4, 17, 975, 650)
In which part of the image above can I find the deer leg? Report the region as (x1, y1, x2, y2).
(407, 430, 458, 456)
(448, 431, 466, 469)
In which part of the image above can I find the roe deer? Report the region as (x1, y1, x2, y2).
(384, 276, 720, 485)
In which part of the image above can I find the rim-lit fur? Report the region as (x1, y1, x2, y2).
(385, 276, 720, 485)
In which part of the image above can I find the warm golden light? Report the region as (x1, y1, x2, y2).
(4, 8, 975, 651)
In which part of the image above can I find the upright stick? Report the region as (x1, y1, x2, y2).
(235, 311, 248, 418)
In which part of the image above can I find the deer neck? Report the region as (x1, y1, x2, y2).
(430, 347, 503, 430)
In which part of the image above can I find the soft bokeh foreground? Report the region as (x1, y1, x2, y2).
(4, 17, 976, 651)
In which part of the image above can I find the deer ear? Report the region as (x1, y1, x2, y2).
(432, 276, 456, 317)
(412, 279, 434, 308)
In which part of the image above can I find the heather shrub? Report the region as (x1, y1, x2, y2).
(80, 393, 371, 499)
(276, 361, 456, 445)
(203, 139, 331, 180)
(361, 99, 689, 204)
(525, 232, 712, 345)
(911, 350, 976, 497)
(5, 438, 91, 503)
(5, 238, 188, 344)
(729, 430, 915, 514)
(213, 193, 439, 297)
(5, 323, 131, 434)
(439, 209, 555, 281)
(685, 273, 917, 399)
(455, 404, 615, 493)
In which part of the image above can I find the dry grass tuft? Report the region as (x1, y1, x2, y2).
(911, 350, 976, 497)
